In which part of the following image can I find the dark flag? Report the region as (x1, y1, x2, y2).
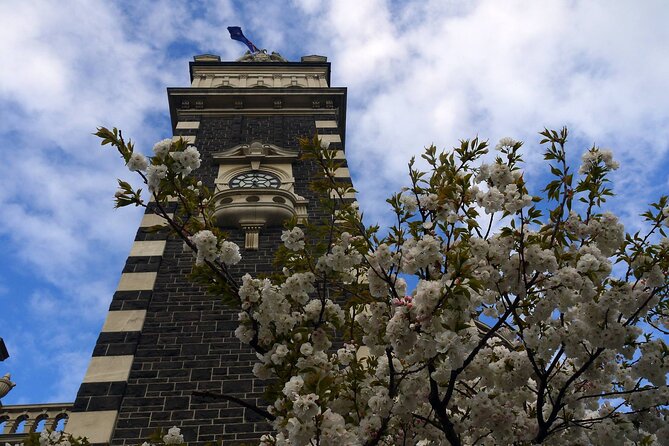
(227, 26, 259, 53)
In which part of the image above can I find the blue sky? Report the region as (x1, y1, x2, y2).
(1, 0, 668, 405)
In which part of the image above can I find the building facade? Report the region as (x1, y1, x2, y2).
(62, 53, 352, 445)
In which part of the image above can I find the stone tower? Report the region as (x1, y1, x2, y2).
(66, 52, 352, 445)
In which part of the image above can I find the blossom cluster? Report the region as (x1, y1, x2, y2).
(6, 430, 81, 446)
(102, 128, 669, 445)
(189, 230, 241, 266)
(5, 427, 187, 446)
(145, 426, 184, 445)
(239, 135, 668, 445)
(122, 136, 202, 194)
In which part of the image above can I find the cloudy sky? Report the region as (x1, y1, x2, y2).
(1, 0, 668, 405)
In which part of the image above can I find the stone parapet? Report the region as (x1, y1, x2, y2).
(0, 402, 72, 443)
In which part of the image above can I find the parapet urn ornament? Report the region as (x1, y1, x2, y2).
(0, 373, 16, 400)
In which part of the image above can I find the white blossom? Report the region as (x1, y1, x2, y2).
(219, 240, 241, 265)
(146, 164, 168, 192)
(281, 227, 305, 251)
(126, 152, 148, 172)
(495, 136, 518, 150)
(162, 426, 184, 444)
(282, 375, 304, 399)
(170, 145, 201, 176)
(579, 147, 620, 174)
(189, 230, 218, 265)
(152, 138, 172, 157)
(399, 191, 418, 213)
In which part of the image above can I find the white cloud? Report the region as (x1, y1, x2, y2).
(1, 0, 667, 404)
(285, 0, 669, 223)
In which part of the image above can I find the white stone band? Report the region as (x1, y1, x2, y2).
(129, 240, 167, 257)
(101, 310, 147, 333)
(315, 120, 337, 128)
(176, 121, 200, 130)
(82, 355, 134, 383)
(66, 410, 119, 444)
(116, 272, 157, 292)
(139, 213, 173, 228)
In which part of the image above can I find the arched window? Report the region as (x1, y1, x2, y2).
(12, 415, 28, 433)
(34, 415, 48, 432)
(54, 413, 68, 432)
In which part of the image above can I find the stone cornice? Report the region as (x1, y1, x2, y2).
(167, 87, 347, 148)
(189, 60, 331, 85)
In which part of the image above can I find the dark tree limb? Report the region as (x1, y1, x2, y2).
(192, 390, 276, 421)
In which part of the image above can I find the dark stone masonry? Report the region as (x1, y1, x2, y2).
(68, 56, 350, 446)
(80, 114, 347, 445)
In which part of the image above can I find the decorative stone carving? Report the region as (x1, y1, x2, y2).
(212, 141, 309, 246)
(241, 223, 264, 250)
(0, 373, 15, 402)
(214, 141, 298, 160)
(236, 50, 288, 63)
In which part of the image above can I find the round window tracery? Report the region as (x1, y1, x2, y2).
(229, 171, 280, 189)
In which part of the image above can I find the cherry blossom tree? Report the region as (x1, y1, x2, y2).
(89, 127, 669, 446)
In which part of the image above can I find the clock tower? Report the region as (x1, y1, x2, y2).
(65, 52, 352, 445)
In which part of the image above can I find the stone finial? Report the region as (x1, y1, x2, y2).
(0, 373, 16, 401)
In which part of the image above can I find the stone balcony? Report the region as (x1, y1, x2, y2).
(213, 188, 308, 249)
(214, 187, 308, 226)
(0, 403, 72, 443)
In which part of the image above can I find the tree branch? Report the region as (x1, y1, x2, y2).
(192, 390, 276, 421)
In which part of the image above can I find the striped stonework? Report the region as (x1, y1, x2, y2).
(69, 209, 169, 445)
(64, 411, 119, 444)
(315, 119, 356, 202)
